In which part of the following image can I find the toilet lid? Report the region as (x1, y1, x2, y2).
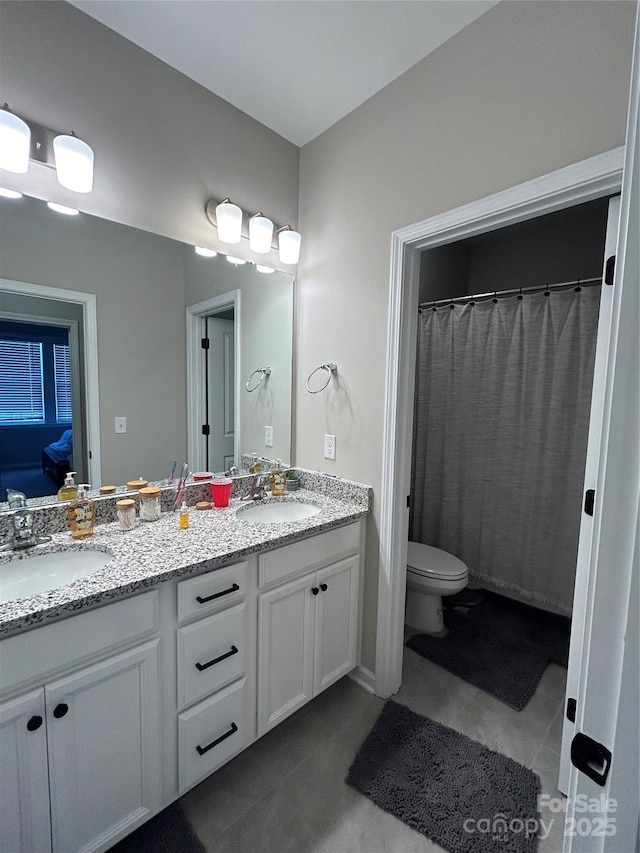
(407, 542, 468, 581)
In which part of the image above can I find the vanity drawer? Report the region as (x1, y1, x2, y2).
(177, 603, 247, 710)
(177, 561, 247, 623)
(178, 677, 248, 793)
(258, 522, 360, 589)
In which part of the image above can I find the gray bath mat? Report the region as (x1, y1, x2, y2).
(347, 700, 540, 853)
(107, 803, 206, 853)
(407, 591, 570, 710)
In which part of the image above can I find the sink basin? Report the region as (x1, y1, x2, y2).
(237, 501, 321, 524)
(0, 550, 113, 604)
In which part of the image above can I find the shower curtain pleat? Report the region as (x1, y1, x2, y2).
(410, 288, 600, 615)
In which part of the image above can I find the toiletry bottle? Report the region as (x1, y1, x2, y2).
(179, 502, 190, 529)
(57, 471, 78, 502)
(270, 459, 286, 497)
(249, 453, 262, 474)
(68, 484, 96, 539)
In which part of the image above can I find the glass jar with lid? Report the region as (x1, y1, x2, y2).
(116, 498, 136, 531)
(139, 486, 162, 521)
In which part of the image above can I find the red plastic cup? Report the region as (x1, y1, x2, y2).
(211, 478, 232, 508)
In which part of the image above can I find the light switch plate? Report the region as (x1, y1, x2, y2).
(324, 434, 336, 460)
(265, 425, 274, 447)
(115, 417, 127, 434)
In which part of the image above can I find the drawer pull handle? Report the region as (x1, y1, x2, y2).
(196, 722, 238, 756)
(53, 703, 68, 719)
(195, 645, 239, 672)
(311, 587, 319, 595)
(196, 583, 240, 604)
(320, 583, 328, 592)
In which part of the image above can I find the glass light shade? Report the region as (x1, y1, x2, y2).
(256, 265, 275, 274)
(195, 246, 217, 257)
(47, 201, 79, 216)
(0, 109, 31, 173)
(53, 134, 94, 193)
(278, 229, 301, 265)
(249, 215, 274, 254)
(226, 255, 246, 265)
(0, 187, 22, 199)
(216, 200, 243, 243)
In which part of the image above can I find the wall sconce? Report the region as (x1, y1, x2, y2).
(205, 198, 302, 265)
(0, 104, 94, 193)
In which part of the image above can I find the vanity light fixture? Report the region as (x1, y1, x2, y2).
(0, 104, 94, 193)
(256, 264, 275, 274)
(205, 198, 302, 265)
(277, 226, 302, 265)
(0, 187, 23, 199)
(195, 246, 217, 257)
(226, 255, 246, 265)
(47, 201, 79, 216)
(0, 105, 31, 173)
(216, 198, 243, 244)
(249, 213, 274, 254)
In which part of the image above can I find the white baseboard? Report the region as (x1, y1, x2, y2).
(348, 664, 375, 694)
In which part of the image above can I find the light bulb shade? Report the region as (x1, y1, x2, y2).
(0, 109, 31, 173)
(216, 200, 243, 243)
(278, 229, 301, 265)
(53, 134, 94, 193)
(195, 246, 217, 257)
(249, 215, 274, 254)
(256, 265, 275, 274)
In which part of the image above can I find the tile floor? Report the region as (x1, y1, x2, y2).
(180, 639, 568, 853)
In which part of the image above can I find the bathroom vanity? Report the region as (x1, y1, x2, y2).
(0, 478, 370, 853)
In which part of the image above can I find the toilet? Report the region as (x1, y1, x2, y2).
(405, 542, 469, 635)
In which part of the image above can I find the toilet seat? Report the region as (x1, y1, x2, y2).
(407, 542, 468, 582)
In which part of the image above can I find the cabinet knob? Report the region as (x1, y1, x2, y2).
(320, 583, 328, 592)
(27, 715, 43, 732)
(311, 587, 319, 596)
(53, 703, 69, 719)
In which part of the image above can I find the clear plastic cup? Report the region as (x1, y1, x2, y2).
(211, 478, 233, 507)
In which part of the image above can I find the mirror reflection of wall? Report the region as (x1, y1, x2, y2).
(0, 195, 294, 507)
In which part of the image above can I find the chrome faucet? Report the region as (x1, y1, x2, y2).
(242, 473, 270, 501)
(7, 508, 51, 551)
(6, 489, 28, 509)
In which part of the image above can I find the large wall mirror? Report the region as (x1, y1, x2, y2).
(0, 195, 294, 508)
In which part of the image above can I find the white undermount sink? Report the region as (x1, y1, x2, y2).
(0, 550, 113, 604)
(237, 501, 321, 524)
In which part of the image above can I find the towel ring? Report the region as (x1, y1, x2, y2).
(305, 362, 337, 394)
(246, 367, 271, 393)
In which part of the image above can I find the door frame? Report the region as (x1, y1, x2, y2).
(376, 146, 625, 698)
(186, 290, 241, 474)
(0, 279, 100, 489)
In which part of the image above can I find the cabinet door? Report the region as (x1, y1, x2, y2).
(45, 640, 161, 853)
(314, 556, 359, 695)
(258, 574, 314, 735)
(0, 689, 51, 853)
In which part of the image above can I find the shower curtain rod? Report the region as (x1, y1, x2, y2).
(418, 276, 602, 311)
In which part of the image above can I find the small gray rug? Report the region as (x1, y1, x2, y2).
(107, 803, 206, 853)
(407, 591, 570, 710)
(347, 701, 540, 853)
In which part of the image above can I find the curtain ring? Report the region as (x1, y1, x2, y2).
(517, 287, 523, 300)
(305, 362, 337, 394)
(575, 278, 582, 292)
(245, 367, 271, 392)
(492, 291, 498, 303)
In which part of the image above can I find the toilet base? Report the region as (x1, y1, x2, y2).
(405, 590, 447, 635)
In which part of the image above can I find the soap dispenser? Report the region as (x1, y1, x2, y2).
(68, 484, 96, 539)
(270, 459, 286, 497)
(57, 471, 78, 502)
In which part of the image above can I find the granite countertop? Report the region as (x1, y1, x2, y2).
(0, 488, 370, 638)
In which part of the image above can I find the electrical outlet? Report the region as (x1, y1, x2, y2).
(324, 434, 336, 460)
(265, 425, 274, 447)
(114, 417, 127, 434)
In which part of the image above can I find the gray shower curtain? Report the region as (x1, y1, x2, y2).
(410, 287, 600, 615)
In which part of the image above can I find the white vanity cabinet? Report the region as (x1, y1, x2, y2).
(0, 592, 161, 853)
(257, 522, 362, 735)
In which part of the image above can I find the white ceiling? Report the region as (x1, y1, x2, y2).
(68, 0, 497, 146)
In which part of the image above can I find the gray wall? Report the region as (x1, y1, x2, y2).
(0, 1, 299, 260)
(296, 1, 635, 671)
